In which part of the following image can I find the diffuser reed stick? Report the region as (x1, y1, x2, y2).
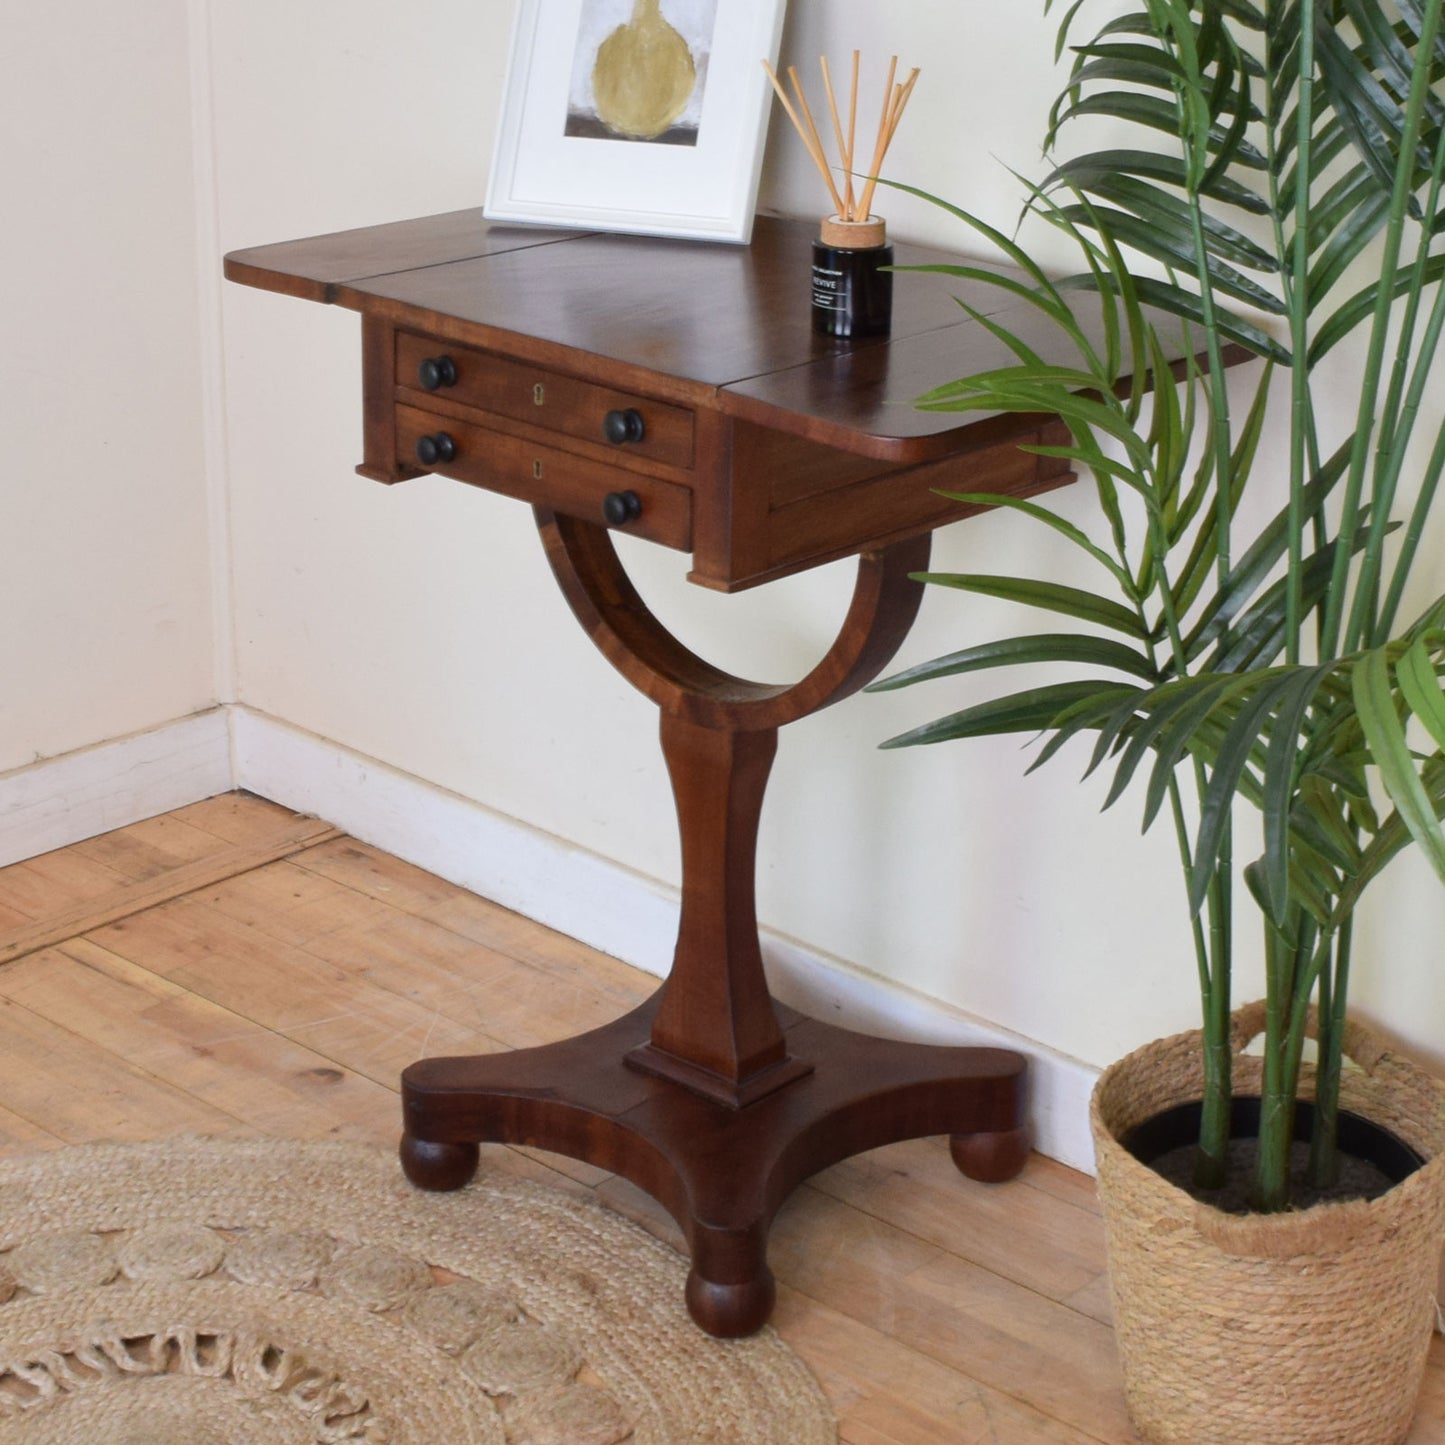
(763, 52, 919, 223)
(818, 56, 854, 219)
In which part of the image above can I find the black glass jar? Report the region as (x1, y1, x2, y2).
(811, 215, 893, 339)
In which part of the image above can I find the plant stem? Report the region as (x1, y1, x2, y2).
(1254, 926, 1294, 1211)
(1310, 921, 1353, 1188)
(1377, 113, 1445, 637)
(1164, 768, 1231, 1187)
(1381, 415, 1445, 636)
(1281, 918, 1320, 1105)
(1175, 16, 1240, 1188)
(1355, 18, 1445, 647)
(1261, 0, 1327, 614)
(1333, 0, 1443, 655)
(1284, 0, 1316, 667)
(1199, 902, 1233, 1189)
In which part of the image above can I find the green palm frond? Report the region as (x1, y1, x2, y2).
(894, 0, 1445, 1209)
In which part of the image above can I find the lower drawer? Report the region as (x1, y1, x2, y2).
(395, 404, 693, 551)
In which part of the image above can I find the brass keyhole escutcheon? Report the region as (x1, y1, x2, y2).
(533, 459, 544, 480)
(533, 384, 546, 406)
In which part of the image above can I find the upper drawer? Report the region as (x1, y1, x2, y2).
(395, 331, 694, 470)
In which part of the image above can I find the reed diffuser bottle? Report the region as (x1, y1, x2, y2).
(765, 53, 918, 339)
(812, 215, 892, 339)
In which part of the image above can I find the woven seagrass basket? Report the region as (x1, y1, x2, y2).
(1092, 1001, 1445, 1445)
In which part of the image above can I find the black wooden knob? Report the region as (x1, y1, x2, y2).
(418, 356, 458, 391)
(603, 408, 645, 445)
(415, 432, 456, 466)
(603, 490, 642, 525)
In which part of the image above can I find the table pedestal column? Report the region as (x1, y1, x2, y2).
(400, 512, 1029, 1337)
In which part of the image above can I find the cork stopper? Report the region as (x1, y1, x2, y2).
(819, 215, 886, 249)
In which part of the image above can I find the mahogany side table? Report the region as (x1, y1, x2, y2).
(225, 212, 1072, 1337)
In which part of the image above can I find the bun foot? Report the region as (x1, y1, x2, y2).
(684, 1266, 776, 1338)
(950, 1126, 1030, 1183)
(400, 1133, 480, 1192)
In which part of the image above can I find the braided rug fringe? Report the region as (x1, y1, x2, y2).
(1092, 1003, 1445, 1445)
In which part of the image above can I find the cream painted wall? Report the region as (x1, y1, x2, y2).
(210, 0, 1206, 1072)
(16, 0, 1421, 1081)
(0, 4, 216, 774)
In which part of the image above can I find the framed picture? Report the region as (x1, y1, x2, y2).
(484, 0, 789, 243)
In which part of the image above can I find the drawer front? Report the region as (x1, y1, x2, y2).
(396, 404, 693, 551)
(395, 332, 694, 469)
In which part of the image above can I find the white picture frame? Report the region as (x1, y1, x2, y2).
(484, 0, 789, 243)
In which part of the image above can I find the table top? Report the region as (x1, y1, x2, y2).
(224, 210, 1046, 464)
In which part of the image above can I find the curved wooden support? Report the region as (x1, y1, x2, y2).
(534, 509, 931, 732)
(398, 510, 1029, 1338)
(535, 509, 935, 1104)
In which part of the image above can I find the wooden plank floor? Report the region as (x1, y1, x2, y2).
(0, 791, 1441, 1443)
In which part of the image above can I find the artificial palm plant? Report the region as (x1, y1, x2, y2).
(876, 0, 1445, 1212)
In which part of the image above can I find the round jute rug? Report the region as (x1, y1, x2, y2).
(0, 1137, 836, 1444)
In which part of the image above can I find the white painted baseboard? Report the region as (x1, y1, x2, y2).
(0, 709, 233, 869)
(762, 932, 1099, 1175)
(230, 706, 1099, 1171)
(0, 704, 1100, 1172)
(228, 706, 685, 981)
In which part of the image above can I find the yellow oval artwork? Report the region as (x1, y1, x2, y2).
(592, 0, 697, 141)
